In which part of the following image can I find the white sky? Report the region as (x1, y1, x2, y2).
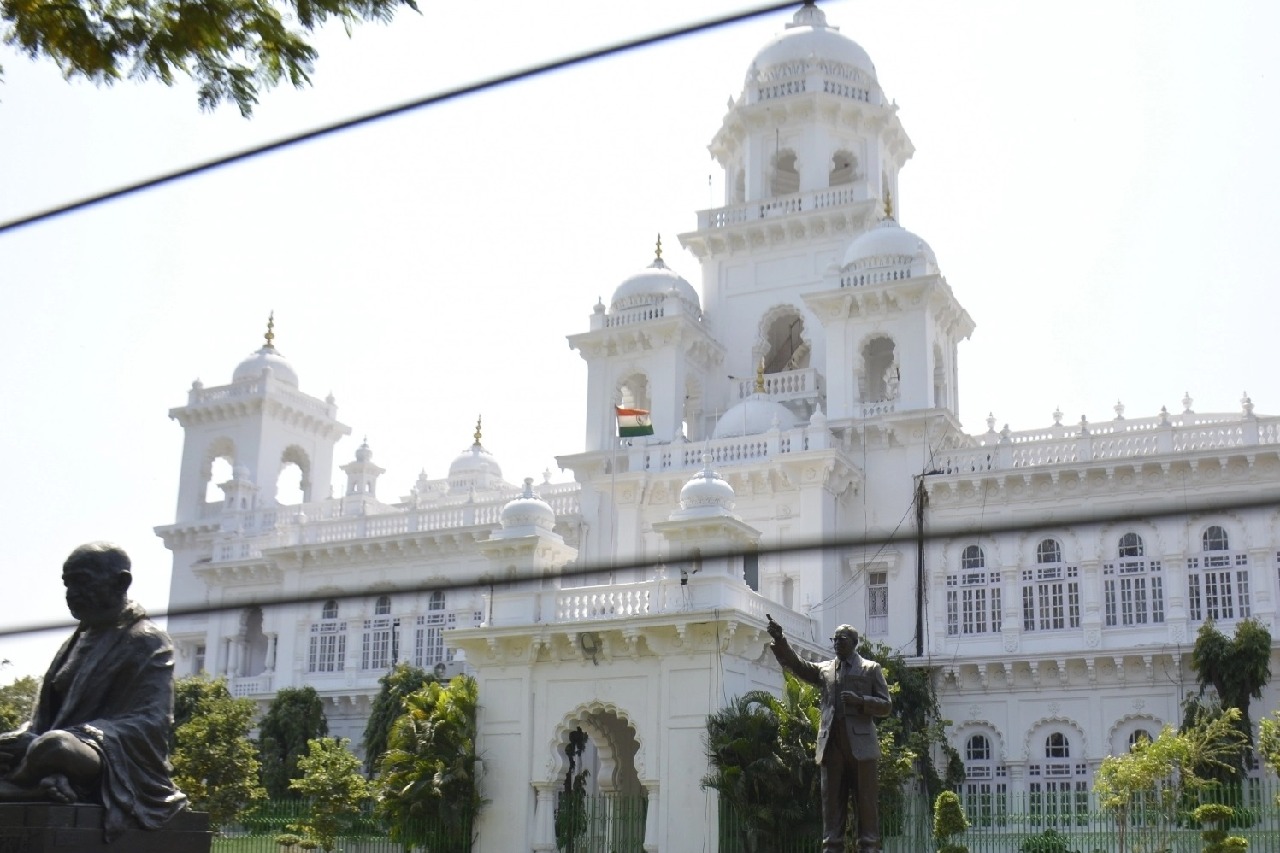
(2, 0, 1278, 677)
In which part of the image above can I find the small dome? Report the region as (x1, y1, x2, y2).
(749, 4, 876, 86)
(500, 478, 556, 532)
(233, 345, 299, 386)
(672, 455, 737, 519)
(840, 217, 938, 278)
(712, 393, 797, 439)
(610, 254, 700, 316)
(355, 438, 373, 463)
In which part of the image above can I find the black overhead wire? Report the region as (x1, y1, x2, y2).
(2, 490, 1277, 641)
(0, 0, 800, 236)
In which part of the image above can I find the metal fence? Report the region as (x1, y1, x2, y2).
(555, 794, 648, 853)
(212, 799, 473, 853)
(721, 779, 1280, 853)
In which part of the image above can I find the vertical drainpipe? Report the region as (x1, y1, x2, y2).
(914, 474, 927, 658)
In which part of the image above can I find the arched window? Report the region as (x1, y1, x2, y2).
(962, 734, 1007, 827)
(1023, 538, 1080, 632)
(762, 310, 809, 374)
(963, 546, 985, 570)
(309, 600, 346, 673)
(416, 590, 448, 668)
(1118, 532, 1144, 558)
(1189, 525, 1250, 622)
(948, 546, 1000, 636)
(860, 336, 897, 403)
(828, 150, 857, 187)
(362, 596, 397, 671)
(1203, 526, 1229, 551)
(1128, 729, 1153, 751)
(1104, 532, 1164, 627)
(1029, 732, 1088, 827)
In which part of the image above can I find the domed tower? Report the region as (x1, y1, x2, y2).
(568, 239, 724, 452)
(447, 417, 508, 495)
(168, 315, 350, 523)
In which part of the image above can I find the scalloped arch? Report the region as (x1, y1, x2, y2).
(546, 700, 648, 789)
(1106, 712, 1163, 753)
(951, 720, 1008, 764)
(1023, 715, 1087, 761)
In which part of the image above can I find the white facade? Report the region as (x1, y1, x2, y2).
(158, 6, 1280, 850)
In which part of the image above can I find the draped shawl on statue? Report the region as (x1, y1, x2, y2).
(32, 601, 188, 840)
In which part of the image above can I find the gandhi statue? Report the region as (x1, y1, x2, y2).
(0, 543, 187, 840)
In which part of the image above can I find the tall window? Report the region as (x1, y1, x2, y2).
(947, 546, 1001, 636)
(308, 600, 346, 673)
(193, 644, 206, 675)
(1022, 539, 1080, 632)
(1028, 733, 1088, 827)
(1103, 533, 1164, 626)
(362, 596, 397, 671)
(415, 590, 447, 667)
(963, 734, 1007, 827)
(1188, 526, 1250, 621)
(867, 571, 889, 636)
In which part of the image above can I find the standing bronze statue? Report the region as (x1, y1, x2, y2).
(0, 543, 187, 841)
(766, 616, 891, 853)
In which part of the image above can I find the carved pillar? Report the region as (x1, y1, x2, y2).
(531, 783, 556, 852)
(265, 632, 278, 673)
(643, 781, 660, 853)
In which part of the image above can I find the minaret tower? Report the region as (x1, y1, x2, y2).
(168, 314, 351, 524)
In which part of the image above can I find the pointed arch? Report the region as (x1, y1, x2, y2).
(547, 700, 647, 795)
(770, 148, 800, 196)
(756, 304, 811, 375)
(277, 444, 312, 505)
(201, 437, 237, 505)
(828, 149, 858, 187)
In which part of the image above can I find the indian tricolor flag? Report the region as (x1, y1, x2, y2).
(616, 406, 654, 438)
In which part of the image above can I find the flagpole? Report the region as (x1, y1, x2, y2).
(610, 411, 619, 583)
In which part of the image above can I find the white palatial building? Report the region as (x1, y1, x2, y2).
(158, 5, 1280, 851)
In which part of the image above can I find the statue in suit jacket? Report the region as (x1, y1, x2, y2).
(766, 616, 891, 853)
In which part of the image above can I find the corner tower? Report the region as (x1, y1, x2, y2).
(168, 316, 351, 524)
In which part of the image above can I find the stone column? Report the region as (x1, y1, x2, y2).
(531, 783, 556, 852)
(265, 632, 278, 673)
(643, 781, 660, 853)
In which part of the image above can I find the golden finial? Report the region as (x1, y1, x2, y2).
(473, 415, 482, 446)
(264, 311, 276, 349)
(883, 188, 894, 220)
(755, 358, 766, 394)
(655, 233, 663, 260)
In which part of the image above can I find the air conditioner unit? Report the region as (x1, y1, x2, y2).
(432, 660, 468, 680)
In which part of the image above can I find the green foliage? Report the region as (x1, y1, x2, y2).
(362, 662, 433, 775)
(259, 686, 328, 800)
(288, 737, 371, 853)
(0, 676, 39, 733)
(171, 675, 266, 831)
(861, 640, 962, 805)
(1095, 707, 1250, 853)
(1190, 618, 1272, 759)
(273, 833, 302, 848)
(1259, 711, 1280, 805)
(0, 0, 420, 115)
(932, 790, 969, 853)
(1018, 828, 1080, 853)
(554, 767, 590, 851)
(1193, 803, 1249, 853)
(375, 675, 481, 850)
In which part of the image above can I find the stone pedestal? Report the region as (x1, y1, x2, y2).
(0, 804, 211, 852)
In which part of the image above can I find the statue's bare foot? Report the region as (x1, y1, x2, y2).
(39, 775, 77, 804)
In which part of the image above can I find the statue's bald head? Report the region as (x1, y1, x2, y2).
(64, 542, 132, 581)
(63, 543, 132, 624)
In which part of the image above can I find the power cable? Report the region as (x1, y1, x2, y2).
(0, 0, 800, 236)
(3, 489, 1277, 640)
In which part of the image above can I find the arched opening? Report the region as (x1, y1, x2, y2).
(617, 374, 650, 414)
(201, 438, 236, 505)
(763, 310, 809, 374)
(242, 606, 268, 677)
(276, 445, 311, 506)
(770, 149, 799, 196)
(732, 168, 746, 205)
(550, 705, 648, 850)
(860, 336, 897, 402)
(828, 150, 857, 187)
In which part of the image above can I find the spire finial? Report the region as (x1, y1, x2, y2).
(883, 188, 894, 220)
(264, 311, 276, 349)
(755, 358, 766, 394)
(473, 415, 483, 446)
(655, 233, 663, 260)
